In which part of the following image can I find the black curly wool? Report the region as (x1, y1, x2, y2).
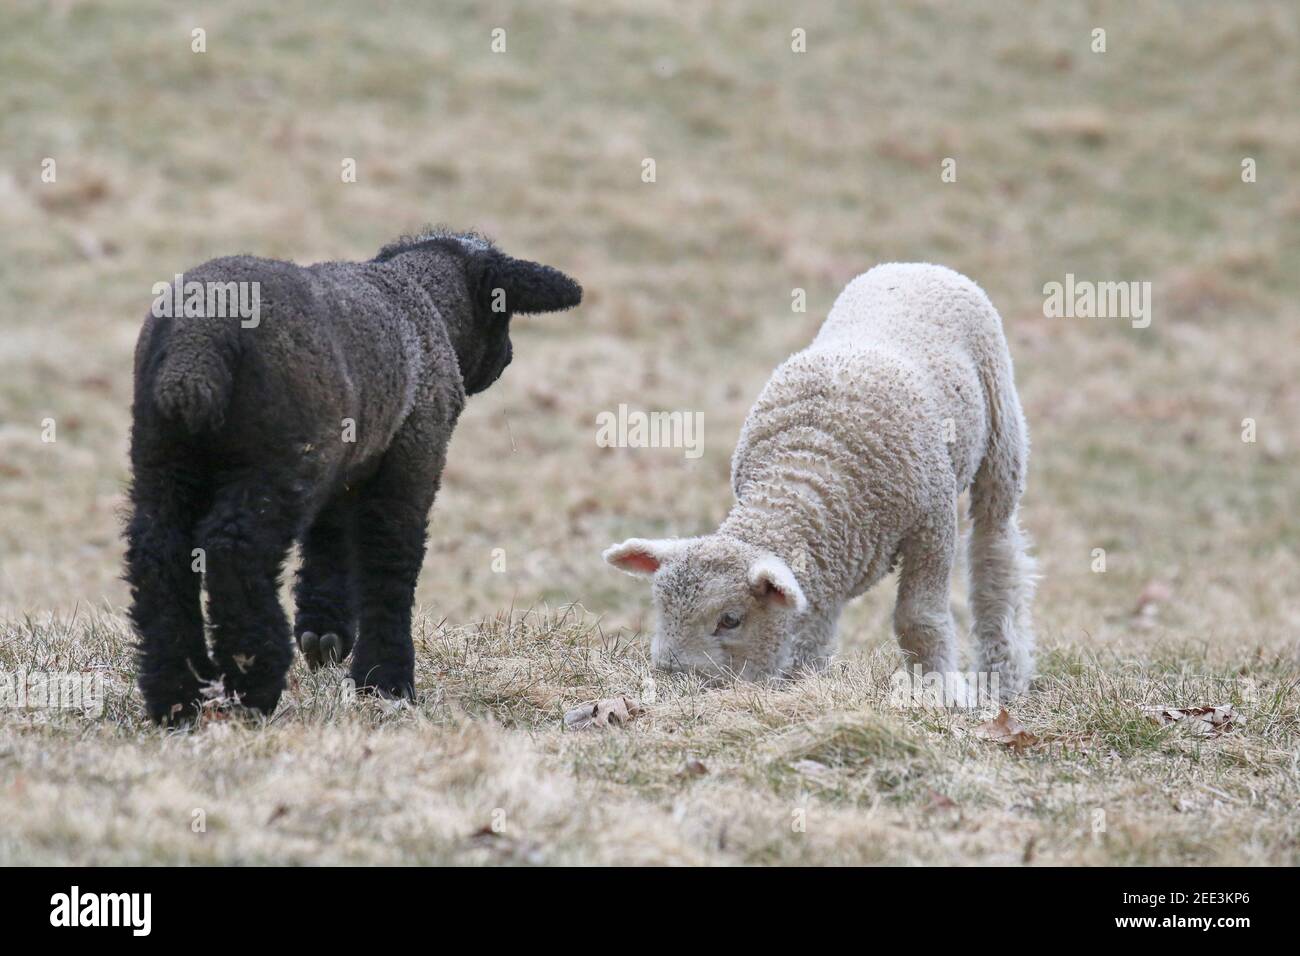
(124, 229, 581, 723)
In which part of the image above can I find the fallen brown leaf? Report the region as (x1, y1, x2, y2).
(466, 826, 545, 864)
(974, 708, 1040, 750)
(1145, 703, 1240, 737)
(925, 790, 958, 812)
(563, 695, 645, 731)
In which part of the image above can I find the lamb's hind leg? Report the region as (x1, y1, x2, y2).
(127, 465, 218, 724)
(968, 440, 1037, 698)
(198, 475, 303, 715)
(294, 491, 357, 668)
(893, 505, 959, 680)
(967, 505, 1036, 699)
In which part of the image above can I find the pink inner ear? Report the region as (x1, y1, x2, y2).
(621, 552, 661, 574)
(759, 579, 791, 606)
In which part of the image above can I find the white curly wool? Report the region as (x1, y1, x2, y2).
(606, 263, 1036, 696)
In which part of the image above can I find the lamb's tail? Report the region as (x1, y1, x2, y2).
(152, 323, 236, 433)
(968, 327, 1037, 698)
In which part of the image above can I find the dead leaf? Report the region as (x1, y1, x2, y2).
(1145, 703, 1240, 737)
(974, 708, 1040, 750)
(466, 825, 545, 864)
(563, 695, 644, 731)
(925, 790, 958, 812)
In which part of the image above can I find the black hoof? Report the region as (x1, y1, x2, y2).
(298, 630, 351, 668)
(141, 678, 205, 727)
(320, 632, 343, 664)
(232, 683, 283, 716)
(148, 698, 201, 728)
(299, 630, 320, 662)
(350, 659, 415, 702)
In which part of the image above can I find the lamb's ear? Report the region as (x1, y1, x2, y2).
(748, 555, 808, 612)
(481, 252, 582, 315)
(603, 538, 680, 578)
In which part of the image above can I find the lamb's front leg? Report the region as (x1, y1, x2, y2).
(349, 445, 441, 700)
(892, 506, 959, 678)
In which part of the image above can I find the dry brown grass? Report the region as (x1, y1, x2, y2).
(0, 0, 1297, 864)
(1, 608, 1296, 864)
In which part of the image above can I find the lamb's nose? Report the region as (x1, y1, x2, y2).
(650, 649, 681, 673)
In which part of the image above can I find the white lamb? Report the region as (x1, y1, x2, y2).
(604, 263, 1036, 696)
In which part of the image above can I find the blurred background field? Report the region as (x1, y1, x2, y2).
(0, 1, 1296, 864)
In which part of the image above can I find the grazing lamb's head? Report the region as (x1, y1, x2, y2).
(603, 534, 807, 681)
(375, 229, 582, 395)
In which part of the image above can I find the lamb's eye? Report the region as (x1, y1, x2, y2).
(716, 611, 743, 632)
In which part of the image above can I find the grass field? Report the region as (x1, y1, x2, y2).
(0, 0, 1297, 864)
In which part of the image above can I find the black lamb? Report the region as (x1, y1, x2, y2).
(124, 229, 581, 724)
